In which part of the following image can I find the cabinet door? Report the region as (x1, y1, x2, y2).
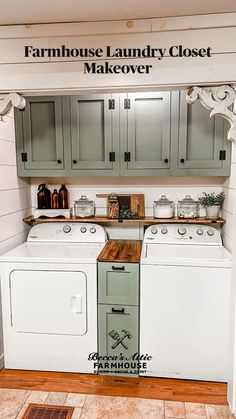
(120, 92, 171, 175)
(10, 270, 87, 336)
(178, 91, 230, 172)
(98, 262, 139, 306)
(20, 97, 65, 171)
(98, 304, 139, 375)
(70, 94, 119, 174)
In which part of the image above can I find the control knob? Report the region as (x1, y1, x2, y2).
(178, 227, 187, 235)
(151, 227, 158, 235)
(63, 224, 71, 233)
(80, 226, 87, 233)
(90, 227, 96, 234)
(197, 228, 204, 235)
(207, 229, 214, 236)
(161, 227, 168, 234)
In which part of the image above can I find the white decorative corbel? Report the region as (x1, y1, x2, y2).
(0, 93, 26, 117)
(186, 85, 236, 142)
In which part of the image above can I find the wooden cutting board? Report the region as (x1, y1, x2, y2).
(96, 193, 145, 218)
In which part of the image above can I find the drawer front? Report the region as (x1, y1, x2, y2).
(98, 304, 139, 375)
(98, 262, 139, 305)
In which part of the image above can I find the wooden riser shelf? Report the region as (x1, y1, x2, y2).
(23, 216, 225, 225)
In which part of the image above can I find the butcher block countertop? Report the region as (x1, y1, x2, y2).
(98, 240, 142, 263)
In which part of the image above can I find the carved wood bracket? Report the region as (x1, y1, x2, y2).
(186, 85, 236, 142)
(0, 93, 26, 118)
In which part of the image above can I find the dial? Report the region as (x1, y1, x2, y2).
(80, 226, 87, 233)
(161, 227, 168, 234)
(197, 228, 204, 235)
(90, 227, 96, 234)
(63, 224, 71, 233)
(178, 227, 187, 235)
(151, 227, 158, 235)
(207, 229, 214, 236)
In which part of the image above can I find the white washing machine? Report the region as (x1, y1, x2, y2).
(0, 222, 106, 373)
(140, 224, 232, 382)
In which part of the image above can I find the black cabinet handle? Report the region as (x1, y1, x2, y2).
(109, 152, 115, 162)
(112, 265, 125, 271)
(180, 158, 185, 163)
(124, 152, 131, 162)
(57, 159, 62, 164)
(164, 158, 169, 163)
(73, 159, 77, 164)
(112, 308, 125, 314)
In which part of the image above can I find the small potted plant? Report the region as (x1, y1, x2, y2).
(198, 192, 225, 219)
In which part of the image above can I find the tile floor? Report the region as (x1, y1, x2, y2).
(0, 389, 234, 419)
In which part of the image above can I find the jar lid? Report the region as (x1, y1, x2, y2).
(178, 195, 198, 204)
(74, 195, 93, 205)
(108, 192, 119, 200)
(154, 195, 173, 205)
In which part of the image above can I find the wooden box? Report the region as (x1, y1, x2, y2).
(96, 194, 145, 219)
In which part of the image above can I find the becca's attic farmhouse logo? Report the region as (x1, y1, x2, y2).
(24, 44, 212, 74)
(88, 352, 152, 375)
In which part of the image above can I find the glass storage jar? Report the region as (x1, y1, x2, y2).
(153, 195, 174, 219)
(177, 195, 198, 219)
(74, 195, 95, 218)
(108, 193, 119, 219)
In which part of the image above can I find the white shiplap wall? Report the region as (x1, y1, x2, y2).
(222, 146, 236, 252)
(0, 15, 236, 92)
(0, 110, 31, 366)
(222, 142, 236, 412)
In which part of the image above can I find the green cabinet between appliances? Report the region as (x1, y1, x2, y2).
(15, 91, 231, 177)
(98, 304, 139, 374)
(98, 262, 139, 375)
(98, 262, 139, 306)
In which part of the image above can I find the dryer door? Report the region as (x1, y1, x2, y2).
(10, 270, 87, 335)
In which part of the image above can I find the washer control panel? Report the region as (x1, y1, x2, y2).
(144, 224, 222, 245)
(28, 223, 106, 243)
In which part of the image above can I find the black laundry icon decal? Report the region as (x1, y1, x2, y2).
(108, 329, 132, 349)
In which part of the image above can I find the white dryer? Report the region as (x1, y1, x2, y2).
(140, 224, 232, 382)
(0, 222, 106, 373)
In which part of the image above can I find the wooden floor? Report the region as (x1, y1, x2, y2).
(0, 369, 227, 406)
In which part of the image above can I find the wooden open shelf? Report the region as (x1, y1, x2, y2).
(23, 215, 225, 225)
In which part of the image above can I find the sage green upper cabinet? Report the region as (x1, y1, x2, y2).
(15, 97, 66, 177)
(120, 92, 174, 176)
(175, 91, 231, 176)
(14, 92, 231, 177)
(68, 94, 119, 176)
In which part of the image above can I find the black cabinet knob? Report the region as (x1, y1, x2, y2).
(164, 158, 169, 164)
(57, 159, 62, 164)
(73, 159, 77, 164)
(180, 158, 185, 163)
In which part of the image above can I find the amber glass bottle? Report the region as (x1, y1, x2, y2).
(52, 189, 59, 209)
(37, 184, 51, 209)
(58, 184, 69, 209)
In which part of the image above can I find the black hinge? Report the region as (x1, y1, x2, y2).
(108, 99, 115, 109)
(124, 99, 131, 109)
(124, 152, 131, 162)
(219, 150, 226, 160)
(21, 152, 27, 162)
(109, 152, 115, 162)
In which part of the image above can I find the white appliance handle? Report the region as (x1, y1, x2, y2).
(70, 295, 82, 314)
